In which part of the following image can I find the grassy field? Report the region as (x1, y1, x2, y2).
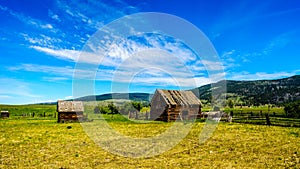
(1, 116, 300, 168)
(0, 104, 57, 117)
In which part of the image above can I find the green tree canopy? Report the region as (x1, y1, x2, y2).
(284, 101, 300, 118)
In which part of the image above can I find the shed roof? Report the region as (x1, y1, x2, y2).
(156, 89, 201, 106)
(57, 100, 84, 112)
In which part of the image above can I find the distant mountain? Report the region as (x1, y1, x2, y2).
(193, 75, 300, 105)
(74, 93, 153, 102)
(37, 75, 300, 106)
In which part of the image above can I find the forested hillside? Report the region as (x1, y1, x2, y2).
(195, 75, 300, 106)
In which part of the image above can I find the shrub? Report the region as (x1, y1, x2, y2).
(94, 106, 100, 114)
(100, 106, 110, 114)
(284, 101, 300, 118)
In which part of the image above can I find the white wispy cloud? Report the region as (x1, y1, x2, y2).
(42, 77, 70, 82)
(30, 46, 80, 62)
(8, 64, 75, 77)
(7, 63, 111, 81)
(221, 50, 236, 61)
(234, 32, 292, 61)
(0, 5, 56, 32)
(262, 33, 290, 55)
(2, 1, 224, 90)
(0, 95, 11, 99)
(26, 31, 226, 88)
(48, 10, 61, 22)
(229, 70, 300, 81)
(201, 60, 225, 71)
(1, 0, 136, 54)
(0, 78, 41, 98)
(21, 33, 63, 48)
(64, 95, 74, 100)
(54, 0, 135, 32)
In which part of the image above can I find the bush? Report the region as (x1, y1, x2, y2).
(119, 102, 135, 115)
(227, 99, 234, 108)
(284, 101, 300, 118)
(107, 102, 119, 115)
(100, 106, 110, 114)
(94, 106, 100, 114)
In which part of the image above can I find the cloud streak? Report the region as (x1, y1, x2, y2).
(0, 5, 56, 32)
(0, 78, 41, 98)
(30, 46, 80, 62)
(229, 70, 300, 81)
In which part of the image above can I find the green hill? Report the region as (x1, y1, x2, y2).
(74, 93, 153, 102)
(37, 75, 300, 106)
(194, 75, 300, 106)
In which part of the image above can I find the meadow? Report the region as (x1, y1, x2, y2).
(0, 104, 57, 117)
(1, 112, 300, 168)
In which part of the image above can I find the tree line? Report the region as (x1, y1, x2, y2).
(93, 101, 150, 115)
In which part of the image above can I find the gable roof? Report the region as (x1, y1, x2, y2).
(57, 100, 84, 112)
(155, 89, 201, 106)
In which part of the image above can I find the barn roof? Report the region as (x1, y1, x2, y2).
(57, 100, 84, 112)
(156, 89, 201, 106)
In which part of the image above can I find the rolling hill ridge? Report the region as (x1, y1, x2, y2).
(38, 75, 300, 105)
(194, 75, 300, 105)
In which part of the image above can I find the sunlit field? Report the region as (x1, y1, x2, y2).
(1, 116, 299, 168)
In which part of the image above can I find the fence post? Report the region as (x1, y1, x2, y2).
(145, 112, 149, 120)
(259, 110, 262, 117)
(128, 111, 131, 119)
(135, 111, 139, 120)
(266, 113, 271, 126)
(228, 111, 233, 123)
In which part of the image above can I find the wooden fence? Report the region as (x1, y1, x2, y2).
(222, 111, 300, 127)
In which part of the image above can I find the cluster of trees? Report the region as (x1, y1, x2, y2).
(93, 102, 119, 115)
(284, 101, 300, 118)
(93, 101, 150, 115)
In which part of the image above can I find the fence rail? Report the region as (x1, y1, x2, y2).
(224, 112, 300, 127)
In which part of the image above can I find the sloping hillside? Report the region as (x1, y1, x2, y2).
(194, 75, 300, 105)
(75, 93, 153, 102)
(38, 75, 300, 106)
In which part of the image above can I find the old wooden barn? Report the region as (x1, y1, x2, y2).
(1, 110, 9, 118)
(150, 89, 201, 122)
(57, 100, 84, 123)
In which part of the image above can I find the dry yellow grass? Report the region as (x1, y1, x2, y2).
(0, 118, 299, 168)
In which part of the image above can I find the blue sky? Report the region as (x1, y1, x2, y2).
(0, 0, 300, 104)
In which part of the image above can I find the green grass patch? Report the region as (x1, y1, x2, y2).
(0, 104, 57, 117)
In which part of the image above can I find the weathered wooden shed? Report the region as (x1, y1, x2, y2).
(150, 89, 201, 122)
(1, 110, 9, 118)
(57, 100, 84, 123)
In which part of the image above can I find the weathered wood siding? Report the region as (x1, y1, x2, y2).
(57, 100, 84, 112)
(150, 89, 201, 122)
(1, 111, 9, 118)
(58, 112, 84, 123)
(57, 100, 84, 123)
(150, 90, 168, 121)
(166, 106, 200, 122)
